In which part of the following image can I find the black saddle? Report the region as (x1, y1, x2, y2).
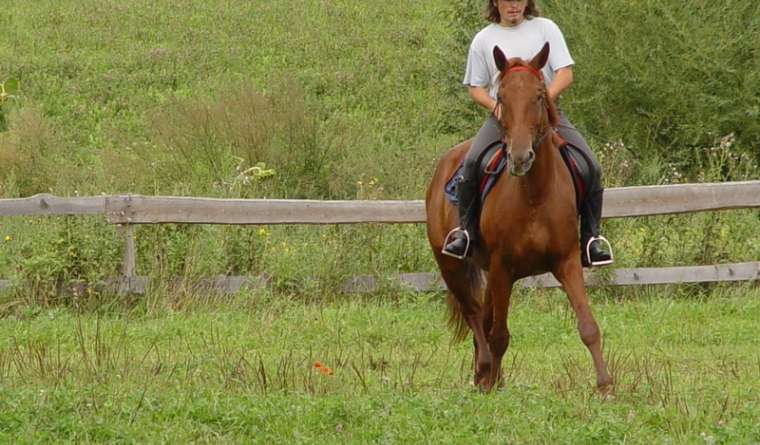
(444, 135, 592, 214)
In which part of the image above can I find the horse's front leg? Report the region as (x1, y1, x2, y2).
(480, 262, 514, 393)
(553, 258, 613, 393)
(474, 286, 494, 387)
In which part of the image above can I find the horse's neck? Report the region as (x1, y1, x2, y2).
(516, 141, 562, 202)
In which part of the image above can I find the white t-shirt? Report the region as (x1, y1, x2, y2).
(463, 17, 574, 100)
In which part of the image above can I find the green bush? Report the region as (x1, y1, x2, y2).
(546, 0, 760, 160)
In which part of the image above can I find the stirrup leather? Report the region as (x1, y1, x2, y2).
(441, 227, 471, 260)
(585, 235, 614, 266)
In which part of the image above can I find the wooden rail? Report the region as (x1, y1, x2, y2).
(4, 180, 760, 223)
(2, 180, 760, 293)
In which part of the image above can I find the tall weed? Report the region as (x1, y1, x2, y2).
(0, 108, 68, 196)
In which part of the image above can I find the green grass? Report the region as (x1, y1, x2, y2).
(1, 287, 759, 443)
(0, 0, 459, 198)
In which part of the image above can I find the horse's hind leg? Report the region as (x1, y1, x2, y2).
(435, 255, 491, 385)
(553, 260, 613, 393)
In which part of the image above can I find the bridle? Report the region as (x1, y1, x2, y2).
(497, 65, 553, 149)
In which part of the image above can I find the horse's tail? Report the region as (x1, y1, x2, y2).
(445, 262, 486, 343)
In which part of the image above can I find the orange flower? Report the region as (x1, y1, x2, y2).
(314, 361, 334, 375)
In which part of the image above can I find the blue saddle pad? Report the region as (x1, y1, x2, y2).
(443, 161, 507, 205)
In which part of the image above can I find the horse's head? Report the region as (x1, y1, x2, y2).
(493, 42, 560, 176)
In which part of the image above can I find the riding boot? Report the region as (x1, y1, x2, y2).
(580, 188, 613, 267)
(442, 177, 480, 259)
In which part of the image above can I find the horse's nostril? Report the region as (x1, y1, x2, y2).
(527, 150, 535, 164)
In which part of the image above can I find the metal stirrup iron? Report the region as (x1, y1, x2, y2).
(441, 227, 471, 260)
(585, 235, 614, 266)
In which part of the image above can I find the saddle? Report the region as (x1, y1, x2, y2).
(444, 132, 589, 214)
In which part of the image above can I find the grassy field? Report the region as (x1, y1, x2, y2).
(1, 287, 759, 443)
(0, 0, 459, 199)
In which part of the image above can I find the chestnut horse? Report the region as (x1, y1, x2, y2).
(425, 43, 612, 393)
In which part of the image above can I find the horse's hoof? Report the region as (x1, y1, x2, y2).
(598, 382, 615, 398)
(474, 375, 497, 393)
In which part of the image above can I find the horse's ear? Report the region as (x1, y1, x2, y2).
(531, 42, 550, 70)
(493, 46, 508, 72)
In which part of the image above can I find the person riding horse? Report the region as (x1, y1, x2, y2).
(425, 43, 614, 392)
(442, 0, 612, 267)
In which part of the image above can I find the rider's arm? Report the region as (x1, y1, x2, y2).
(468, 85, 499, 118)
(547, 66, 573, 102)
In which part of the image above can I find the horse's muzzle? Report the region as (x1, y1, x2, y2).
(507, 149, 535, 176)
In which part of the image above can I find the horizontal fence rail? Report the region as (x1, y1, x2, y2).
(4, 180, 760, 223)
(2, 180, 760, 293)
(105, 195, 426, 225)
(341, 261, 760, 291)
(2, 261, 759, 294)
(0, 195, 106, 216)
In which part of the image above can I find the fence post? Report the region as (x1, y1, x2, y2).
(120, 224, 136, 277)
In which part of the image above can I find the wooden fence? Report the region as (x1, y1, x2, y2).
(2, 180, 760, 293)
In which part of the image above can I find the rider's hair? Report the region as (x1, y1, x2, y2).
(484, 0, 541, 23)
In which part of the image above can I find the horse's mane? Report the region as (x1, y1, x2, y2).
(496, 59, 560, 128)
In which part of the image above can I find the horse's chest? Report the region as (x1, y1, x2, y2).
(483, 204, 572, 253)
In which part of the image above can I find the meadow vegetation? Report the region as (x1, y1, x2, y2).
(0, 0, 759, 443)
(1, 287, 760, 443)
